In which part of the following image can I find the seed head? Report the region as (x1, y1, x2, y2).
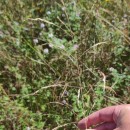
(73, 44, 79, 50)
(40, 23, 45, 28)
(47, 11, 51, 15)
(43, 48, 49, 54)
(62, 100, 67, 105)
(33, 39, 38, 44)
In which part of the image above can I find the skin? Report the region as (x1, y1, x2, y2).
(78, 104, 130, 130)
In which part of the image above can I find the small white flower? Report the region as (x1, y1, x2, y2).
(39, 32, 42, 36)
(62, 14, 65, 17)
(27, 127, 30, 130)
(112, 20, 115, 23)
(109, 67, 114, 72)
(59, 45, 65, 49)
(64, 91, 69, 96)
(124, 14, 128, 18)
(62, 7, 66, 11)
(43, 48, 49, 54)
(4, 65, 9, 70)
(40, 23, 45, 28)
(47, 11, 51, 15)
(33, 39, 38, 44)
(73, 44, 79, 50)
(49, 43, 54, 48)
(48, 33, 53, 38)
(62, 100, 66, 105)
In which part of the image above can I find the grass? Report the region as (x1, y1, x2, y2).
(0, 0, 130, 129)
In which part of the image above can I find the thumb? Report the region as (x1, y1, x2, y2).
(115, 107, 130, 130)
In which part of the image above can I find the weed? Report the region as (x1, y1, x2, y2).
(0, 0, 130, 129)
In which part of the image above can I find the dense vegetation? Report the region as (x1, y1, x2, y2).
(0, 0, 130, 129)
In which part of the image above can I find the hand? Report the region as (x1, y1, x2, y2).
(78, 104, 130, 130)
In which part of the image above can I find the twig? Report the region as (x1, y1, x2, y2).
(99, 71, 106, 92)
(52, 122, 77, 130)
(22, 84, 63, 98)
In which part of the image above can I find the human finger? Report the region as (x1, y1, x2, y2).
(83, 122, 116, 130)
(78, 106, 116, 129)
(94, 122, 116, 130)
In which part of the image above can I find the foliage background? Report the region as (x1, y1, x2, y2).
(0, 0, 130, 129)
